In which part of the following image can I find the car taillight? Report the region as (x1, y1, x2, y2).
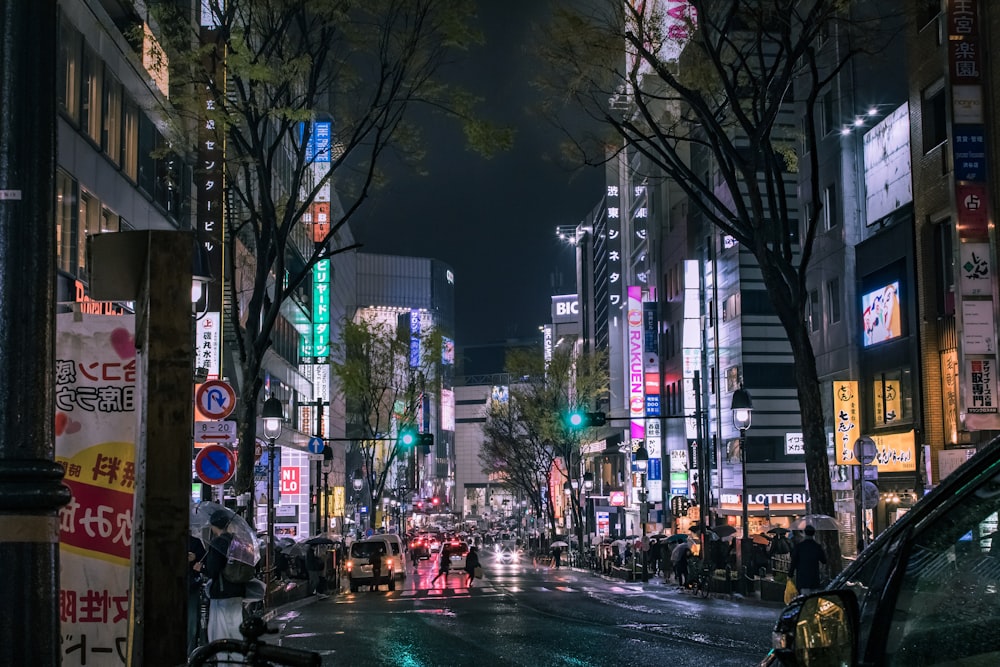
(346, 561, 353, 571)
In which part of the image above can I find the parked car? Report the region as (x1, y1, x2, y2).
(346, 539, 395, 593)
(762, 435, 1000, 666)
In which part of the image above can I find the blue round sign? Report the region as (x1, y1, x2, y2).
(307, 436, 324, 454)
(195, 445, 236, 485)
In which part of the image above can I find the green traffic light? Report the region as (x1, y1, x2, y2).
(567, 411, 585, 428)
(399, 426, 417, 447)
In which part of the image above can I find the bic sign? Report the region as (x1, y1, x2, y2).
(280, 467, 300, 493)
(552, 295, 580, 322)
(556, 301, 579, 315)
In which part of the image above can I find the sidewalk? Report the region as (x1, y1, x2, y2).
(571, 563, 786, 608)
(259, 577, 323, 622)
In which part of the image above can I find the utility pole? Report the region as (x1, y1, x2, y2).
(0, 2, 71, 664)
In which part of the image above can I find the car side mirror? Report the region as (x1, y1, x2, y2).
(769, 589, 859, 666)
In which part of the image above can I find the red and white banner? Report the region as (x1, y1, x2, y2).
(56, 313, 138, 665)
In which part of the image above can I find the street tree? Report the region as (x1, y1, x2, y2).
(540, 0, 903, 569)
(480, 346, 608, 549)
(329, 315, 441, 525)
(149, 0, 511, 496)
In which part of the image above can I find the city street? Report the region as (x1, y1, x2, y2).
(269, 551, 780, 666)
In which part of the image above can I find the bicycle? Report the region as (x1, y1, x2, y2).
(187, 616, 321, 666)
(692, 564, 712, 598)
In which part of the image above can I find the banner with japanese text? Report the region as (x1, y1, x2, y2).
(56, 313, 138, 666)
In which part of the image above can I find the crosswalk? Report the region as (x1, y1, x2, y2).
(337, 579, 645, 601)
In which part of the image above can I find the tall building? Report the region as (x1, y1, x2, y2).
(350, 253, 457, 524)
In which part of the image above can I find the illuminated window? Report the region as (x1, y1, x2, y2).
(81, 45, 103, 144)
(78, 189, 101, 279)
(102, 74, 122, 165)
(122, 101, 139, 180)
(55, 170, 77, 275)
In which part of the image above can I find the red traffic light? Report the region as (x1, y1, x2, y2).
(431, 496, 439, 505)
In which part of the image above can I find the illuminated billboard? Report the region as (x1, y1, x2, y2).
(861, 281, 902, 347)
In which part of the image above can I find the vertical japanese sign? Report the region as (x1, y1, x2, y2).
(606, 183, 623, 311)
(409, 310, 421, 368)
(947, 0, 989, 240)
(967, 358, 998, 415)
(56, 314, 138, 666)
(948, 0, 1000, 430)
(631, 183, 650, 285)
(833, 381, 860, 464)
(642, 290, 661, 499)
(682, 260, 701, 439)
(627, 286, 645, 463)
(196, 4, 225, 376)
(312, 259, 330, 363)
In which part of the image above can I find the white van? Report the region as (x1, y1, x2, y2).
(368, 534, 406, 579)
(346, 539, 395, 593)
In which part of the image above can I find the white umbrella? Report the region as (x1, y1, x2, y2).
(789, 514, 841, 531)
(550, 540, 569, 548)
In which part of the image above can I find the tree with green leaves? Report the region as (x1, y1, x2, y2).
(539, 0, 903, 570)
(480, 346, 608, 552)
(148, 0, 511, 499)
(329, 315, 442, 526)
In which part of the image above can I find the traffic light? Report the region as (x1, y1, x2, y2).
(418, 433, 433, 453)
(398, 425, 417, 448)
(566, 410, 607, 429)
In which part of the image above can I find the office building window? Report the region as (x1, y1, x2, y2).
(81, 45, 103, 144)
(821, 90, 835, 136)
(55, 170, 77, 275)
(824, 184, 839, 230)
(78, 189, 101, 279)
(826, 277, 841, 324)
(808, 289, 820, 331)
(102, 74, 122, 165)
(933, 220, 955, 316)
(58, 18, 81, 123)
(122, 101, 139, 181)
(872, 368, 914, 426)
(922, 79, 947, 150)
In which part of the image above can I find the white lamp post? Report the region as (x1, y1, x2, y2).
(261, 396, 284, 607)
(634, 445, 649, 582)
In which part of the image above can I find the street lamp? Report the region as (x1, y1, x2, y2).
(732, 385, 753, 591)
(731, 386, 753, 539)
(261, 396, 284, 607)
(634, 444, 649, 582)
(352, 469, 364, 536)
(583, 472, 594, 555)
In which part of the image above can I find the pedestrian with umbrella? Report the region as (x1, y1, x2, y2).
(788, 524, 828, 595)
(199, 509, 248, 660)
(671, 539, 692, 587)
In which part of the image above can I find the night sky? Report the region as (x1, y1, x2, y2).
(353, 0, 604, 348)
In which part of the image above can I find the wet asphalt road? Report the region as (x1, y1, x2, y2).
(269, 551, 781, 667)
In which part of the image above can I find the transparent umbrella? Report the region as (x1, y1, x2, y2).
(789, 514, 841, 531)
(190, 501, 260, 566)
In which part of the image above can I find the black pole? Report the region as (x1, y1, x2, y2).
(0, 1, 71, 665)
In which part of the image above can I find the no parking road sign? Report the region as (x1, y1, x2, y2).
(196, 380, 237, 420)
(195, 444, 237, 485)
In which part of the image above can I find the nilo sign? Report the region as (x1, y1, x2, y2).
(280, 467, 300, 493)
